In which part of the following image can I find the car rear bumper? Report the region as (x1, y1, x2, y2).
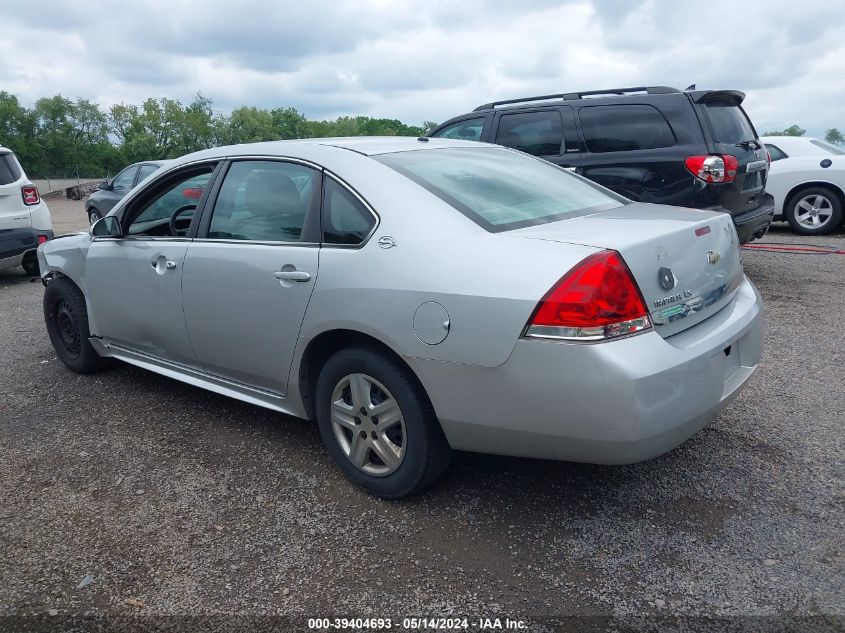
(0, 227, 54, 269)
(406, 275, 762, 464)
(706, 193, 775, 244)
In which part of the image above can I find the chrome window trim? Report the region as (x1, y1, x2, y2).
(92, 236, 193, 243)
(320, 170, 380, 250)
(191, 238, 320, 248)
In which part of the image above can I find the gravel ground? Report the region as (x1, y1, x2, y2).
(1, 200, 843, 631)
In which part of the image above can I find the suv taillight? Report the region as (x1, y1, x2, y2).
(524, 250, 651, 342)
(685, 155, 738, 184)
(21, 185, 40, 205)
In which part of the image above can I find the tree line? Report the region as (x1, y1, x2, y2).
(763, 124, 843, 145)
(0, 92, 438, 177)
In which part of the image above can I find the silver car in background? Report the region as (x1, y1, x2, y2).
(38, 137, 762, 498)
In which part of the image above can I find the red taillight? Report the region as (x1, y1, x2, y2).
(37, 235, 48, 245)
(765, 149, 772, 168)
(684, 154, 737, 184)
(525, 250, 651, 341)
(21, 185, 40, 206)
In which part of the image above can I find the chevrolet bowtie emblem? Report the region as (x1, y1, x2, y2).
(658, 267, 675, 291)
(707, 250, 721, 265)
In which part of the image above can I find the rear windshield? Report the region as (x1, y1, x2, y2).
(703, 102, 757, 144)
(374, 147, 624, 232)
(0, 153, 22, 185)
(810, 140, 845, 156)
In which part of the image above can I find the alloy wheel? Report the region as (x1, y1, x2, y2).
(793, 194, 833, 230)
(330, 373, 407, 477)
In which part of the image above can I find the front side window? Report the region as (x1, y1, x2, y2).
(375, 147, 624, 232)
(495, 111, 563, 156)
(579, 105, 675, 153)
(322, 178, 375, 245)
(431, 118, 486, 142)
(765, 144, 788, 161)
(137, 164, 160, 182)
(111, 165, 139, 191)
(208, 160, 318, 243)
(126, 168, 213, 236)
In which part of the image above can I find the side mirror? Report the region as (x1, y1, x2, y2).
(91, 216, 122, 237)
(98, 180, 112, 191)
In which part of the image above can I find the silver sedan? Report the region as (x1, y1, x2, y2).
(38, 137, 762, 497)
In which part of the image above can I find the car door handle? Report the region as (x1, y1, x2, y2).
(273, 270, 311, 282)
(151, 259, 177, 270)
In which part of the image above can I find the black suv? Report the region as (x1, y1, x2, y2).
(430, 86, 774, 243)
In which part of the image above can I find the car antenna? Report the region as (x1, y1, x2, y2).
(685, 84, 696, 90)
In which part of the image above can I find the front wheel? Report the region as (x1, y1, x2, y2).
(315, 346, 452, 498)
(785, 187, 842, 235)
(88, 208, 102, 225)
(43, 277, 112, 374)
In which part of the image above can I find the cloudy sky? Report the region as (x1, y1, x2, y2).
(1, 0, 843, 135)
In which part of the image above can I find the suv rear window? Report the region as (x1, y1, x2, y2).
(495, 111, 563, 156)
(579, 105, 675, 152)
(375, 147, 623, 232)
(702, 102, 756, 144)
(0, 153, 22, 185)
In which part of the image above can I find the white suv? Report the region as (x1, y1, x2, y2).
(0, 146, 54, 275)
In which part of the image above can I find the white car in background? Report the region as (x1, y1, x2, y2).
(761, 136, 845, 235)
(0, 146, 54, 275)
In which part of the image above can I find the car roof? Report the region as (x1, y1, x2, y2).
(167, 136, 494, 168)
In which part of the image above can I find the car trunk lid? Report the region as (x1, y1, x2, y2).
(511, 203, 744, 338)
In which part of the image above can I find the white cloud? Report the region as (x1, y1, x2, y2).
(0, 0, 843, 134)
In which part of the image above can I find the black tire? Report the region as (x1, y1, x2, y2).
(785, 186, 843, 235)
(43, 277, 112, 374)
(21, 251, 40, 277)
(87, 208, 102, 225)
(315, 346, 452, 498)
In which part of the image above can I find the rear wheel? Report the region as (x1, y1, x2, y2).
(785, 187, 842, 235)
(43, 277, 111, 374)
(87, 208, 102, 225)
(315, 346, 452, 498)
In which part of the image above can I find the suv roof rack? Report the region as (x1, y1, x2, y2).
(472, 86, 682, 112)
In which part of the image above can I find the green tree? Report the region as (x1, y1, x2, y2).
(824, 128, 843, 145)
(764, 124, 806, 137)
(271, 107, 307, 139)
(219, 106, 276, 144)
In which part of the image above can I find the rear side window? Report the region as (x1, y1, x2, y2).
(702, 102, 756, 144)
(495, 111, 564, 156)
(431, 118, 486, 142)
(208, 160, 317, 243)
(322, 178, 376, 245)
(0, 153, 22, 185)
(579, 105, 675, 152)
(765, 144, 788, 161)
(809, 140, 845, 156)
